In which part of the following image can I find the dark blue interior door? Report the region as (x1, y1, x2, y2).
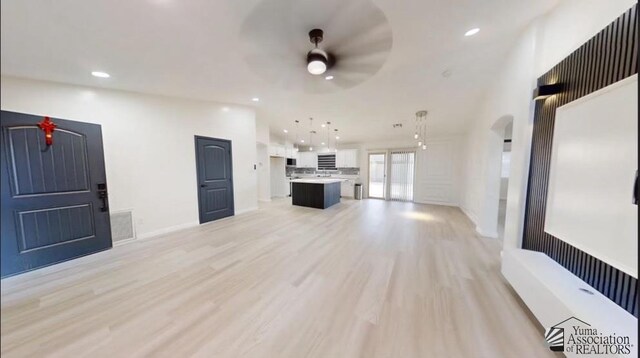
(195, 136, 234, 223)
(1, 111, 112, 278)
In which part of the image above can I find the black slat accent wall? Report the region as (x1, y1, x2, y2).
(522, 4, 638, 317)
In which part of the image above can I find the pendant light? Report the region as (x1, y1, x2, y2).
(415, 110, 428, 150)
(334, 129, 339, 153)
(309, 117, 315, 151)
(294, 120, 300, 152)
(326, 121, 331, 152)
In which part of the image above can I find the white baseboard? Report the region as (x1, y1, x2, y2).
(235, 206, 259, 215)
(137, 221, 200, 240)
(113, 237, 137, 247)
(120, 207, 258, 243)
(414, 200, 458, 207)
(458, 206, 498, 238)
(475, 226, 498, 239)
(459, 205, 478, 225)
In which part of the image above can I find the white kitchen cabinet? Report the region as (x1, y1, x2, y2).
(336, 149, 359, 168)
(297, 152, 317, 168)
(340, 179, 355, 197)
(269, 145, 286, 157)
(286, 149, 297, 159)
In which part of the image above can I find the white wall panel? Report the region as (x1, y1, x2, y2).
(545, 75, 638, 277)
(414, 138, 461, 205)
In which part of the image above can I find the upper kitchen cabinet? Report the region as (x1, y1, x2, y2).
(297, 152, 317, 168)
(336, 149, 359, 168)
(286, 149, 297, 159)
(269, 145, 285, 157)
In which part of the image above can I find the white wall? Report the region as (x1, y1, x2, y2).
(460, 0, 636, 246)
(256, 116, 270, 145)
(1, 76, 258, 238)
(269, 157, 286, 198)
(256, 117, 271, 201)
(354, 136, 463, 205)
(414, 137, 463, 206)
(256, 142, 270, 201)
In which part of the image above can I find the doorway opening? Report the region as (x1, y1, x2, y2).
(498, 122, 513, 240)
(367, 150, 416, 201)
(368, 153, 386, 199)
(484, 115, 514, 240)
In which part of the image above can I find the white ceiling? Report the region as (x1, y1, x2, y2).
(1, 0, 558, 144)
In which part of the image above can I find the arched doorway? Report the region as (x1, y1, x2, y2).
(479, 115, 514, 239)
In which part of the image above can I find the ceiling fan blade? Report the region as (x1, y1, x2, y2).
(238, 0, 392, 93)
(328, 71, 370, 89)
(318, 0, 391, 51)
(328, 35, 392, 64)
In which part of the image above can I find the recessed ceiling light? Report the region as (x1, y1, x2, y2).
(321, 142, 325, 145)
(335, 136, 340, 140)
(300, 139, 305, 143)
(91, 71, 110, 78)
(464, 28, 480, 37)
(283, 129, 288, 133)
(321, 123, 326, 127)
(325, 75, 334, 80)
(222, 107, 230, 112)
(252, 97, 260, 102)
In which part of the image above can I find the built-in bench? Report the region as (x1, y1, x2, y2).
(502, 249, 637, 357)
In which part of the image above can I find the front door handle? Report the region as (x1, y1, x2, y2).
(200, 184, 207, 188)
(97, 183, 108, 212)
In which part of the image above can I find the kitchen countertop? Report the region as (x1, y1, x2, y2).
(290, 178, 346, 184)
(287, 174, 359, 180)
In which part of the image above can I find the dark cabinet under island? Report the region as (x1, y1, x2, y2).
(291, 179, 343, 209)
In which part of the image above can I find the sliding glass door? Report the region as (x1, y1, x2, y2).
(389, 151, 415, 201)
(368, 153, 386, 199)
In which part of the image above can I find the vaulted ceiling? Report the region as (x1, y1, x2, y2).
(1, 0, 558, 143)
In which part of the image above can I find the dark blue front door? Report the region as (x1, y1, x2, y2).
(195, 136, 234, 223)
(1, 111, 112, 278)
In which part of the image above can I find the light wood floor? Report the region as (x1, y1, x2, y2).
(1, 199, 555, 357)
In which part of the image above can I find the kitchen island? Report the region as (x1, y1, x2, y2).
(291, 178, 343, 209)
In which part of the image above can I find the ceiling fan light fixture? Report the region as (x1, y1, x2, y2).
(307, 50, 328, 75)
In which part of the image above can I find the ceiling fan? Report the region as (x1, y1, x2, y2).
(239, 0, 393, 93)
(306, 29, 331, 75)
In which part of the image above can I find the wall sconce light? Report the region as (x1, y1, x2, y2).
(532, 83, 563, 100)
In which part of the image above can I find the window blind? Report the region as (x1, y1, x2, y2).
(389, 151, 415, 201)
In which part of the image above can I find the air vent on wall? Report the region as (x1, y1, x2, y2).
(110, 210, 136, 244)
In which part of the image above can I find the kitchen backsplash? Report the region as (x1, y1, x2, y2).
(286, 167, 360, 176)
